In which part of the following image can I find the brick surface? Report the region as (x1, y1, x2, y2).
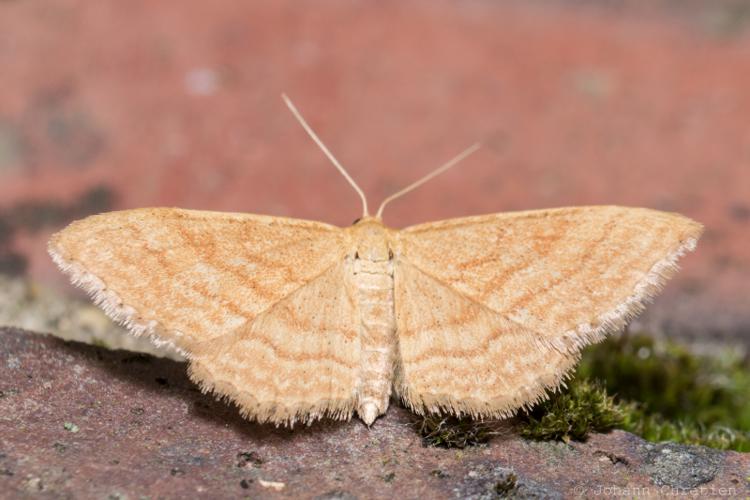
(1, 328, 748, 498)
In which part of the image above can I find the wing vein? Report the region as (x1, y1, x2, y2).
(396, 258, 541, 337)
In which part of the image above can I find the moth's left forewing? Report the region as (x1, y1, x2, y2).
(391, 206, 702, 418)
(48, 208, 349, 352)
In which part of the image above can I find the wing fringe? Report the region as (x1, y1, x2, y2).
(397, 356, 579, 421)
(48, 241, 191, 358)
(187, 361, 355, 427)
(552, 235, 700, 354)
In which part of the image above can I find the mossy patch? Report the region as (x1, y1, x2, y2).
(413, 415, 499, 448)
(579, 334, 750, 429)
(413, 333, 750, 451)
(519, 380, 625, 442)
(521, 333, 750, 452)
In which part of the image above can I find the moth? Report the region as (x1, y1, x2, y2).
(49, 96, 702, 426)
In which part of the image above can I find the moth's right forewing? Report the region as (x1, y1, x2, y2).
(397, 206, 702, 350)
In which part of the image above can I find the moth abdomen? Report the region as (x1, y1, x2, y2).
(352, 257, 397, 426)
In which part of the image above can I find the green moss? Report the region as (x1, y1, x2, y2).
(623, 411, 750, 452)
(413, 415, 497, 448)
(412, 333, 749, 452)
(520, 333, 750, 452)
(519, 380, 625, 442)
(578, 334, 750, 429)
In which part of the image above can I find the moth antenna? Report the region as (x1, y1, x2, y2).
(376, 142, 481, 218)
(282, 93, 369, 218)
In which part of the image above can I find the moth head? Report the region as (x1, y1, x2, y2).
(351, 215, 384, 226)
(350, 217, 391, 262)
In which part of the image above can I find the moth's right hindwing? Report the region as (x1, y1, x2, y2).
(393, 257, 578, 418)
(393, 206, 701, 417)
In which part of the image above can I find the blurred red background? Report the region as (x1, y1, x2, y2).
(1, 0, 748, 342)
